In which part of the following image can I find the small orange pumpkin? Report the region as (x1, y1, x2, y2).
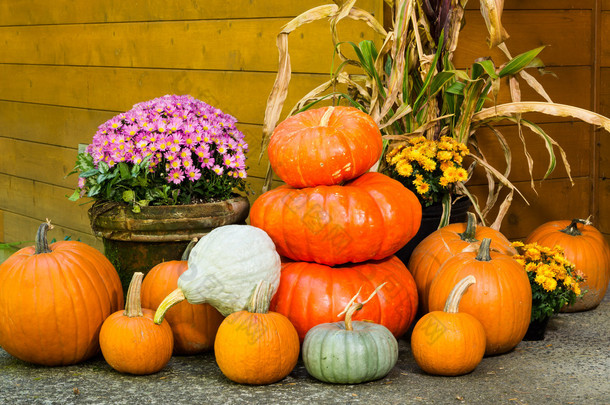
(411, 275, 486, 376)
(428, 238, 531, 356)
(408, 212, 516, 313)
(141, 240, 224, 355)
(100, 272, 174, 375)
(214, 281, 300, 385)
(525, 218, 610, 312)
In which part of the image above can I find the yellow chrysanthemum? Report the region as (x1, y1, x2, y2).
(455, 168, 468, 182)
(421, 158, 436, 172)
(525, 248, 541, 261)
(443, 166, 457, 182)
(437, 150, 453, 161)
(396, 162, 413, 177)
(415, 181, 430, 195)
(542, 277, 557, 292)
(512, 241, 525, 248)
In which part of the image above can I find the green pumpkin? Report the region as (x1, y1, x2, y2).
(301, 286, 398, 384)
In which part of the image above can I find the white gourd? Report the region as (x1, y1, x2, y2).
(154, 225, 281, 322)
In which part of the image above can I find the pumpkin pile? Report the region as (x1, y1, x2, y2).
(251, 106, 422, 342)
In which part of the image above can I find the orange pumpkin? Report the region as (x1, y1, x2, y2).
(526, 219, 610, 312)
(408, 212, 516, 313)
(428, 239, 531, 356)
(214, 281, 300, 385)
(141, 240, 224, 355)
(100, 272, 174, 375)
(251, 172, 421, 266)
(0, 222, 124, 366)
(270, 256, 418, 341)
(411, 275, 486, 376)
(267, 106, 383, 188)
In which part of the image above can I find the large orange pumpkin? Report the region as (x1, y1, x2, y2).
(270, 256, 418, 341)
(141, 240, 224, 355)
(251, 172, 421, 266)
(0, 222, 124, 366)
(525, 219, 610, 312)
(408, 212, 516, 313)
(428, 239, 531, 356)
(267, 106, 383, 188)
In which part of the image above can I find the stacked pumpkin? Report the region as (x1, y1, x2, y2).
(251, 106, 422, 343)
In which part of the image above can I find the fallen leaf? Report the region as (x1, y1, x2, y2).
(73, 388, 80, 395)
(456, 395, 464, 401)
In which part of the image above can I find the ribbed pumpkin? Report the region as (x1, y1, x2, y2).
(251, 172, 421, 266)
(302, 285, 398, 384)
(428, 239, 531, 356)
(214, 281, 300, 385)
(411, 275, 486, 376)
(0, 222, 124, 366)
(141, 240, 224, 355)
(270, 256, 418, 341)
(100, 272, 174, 375)
(408, 212, 516, 313)
(526, 219, 610, 312)
(267, 106, 383, 188)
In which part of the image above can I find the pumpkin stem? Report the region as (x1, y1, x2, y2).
(124, 272, 144, 318)
(319, 106, 335, 127)
(181, 238, 198, 261)
(443, 275, 476, 313)
(34, 220, 54, 254)
(338, 283, 386, 332)
(475, 238, 492, 262)
(154, 288, 186, 324)
(458, 212, 478, 243)
(560, 218, 590, 236)
(246, 280, 274, 314)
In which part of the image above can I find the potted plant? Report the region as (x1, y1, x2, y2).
(69, 94, 250, 291)
(260, 0, 610, 234)
(512, 241, 585, 340)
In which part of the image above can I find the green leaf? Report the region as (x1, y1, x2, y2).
(118, 162, 131, 180)
(122, 189, 135, 203)
(87, 184, 101, 197)
(473, 59, 498, 80)
(67, 189, 81, 201)
(79, 169, 99, 178)
(498, 46, 545, 77)
(98, 161, 109, 174)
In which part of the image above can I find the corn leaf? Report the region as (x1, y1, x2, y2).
(498, 46, 545, 77)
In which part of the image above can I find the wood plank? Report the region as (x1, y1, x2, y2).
(468, 121, 591, 185)
(0, 0, 382, 25)
(601, 12, 610, 67)
(466, 1, 594, 10)
(2, 211, 101, 250)
(0, 17, 380, 74)
(454, 9, 592, 68)
(604, 1, 610, 11)
(0, 102, 115, 148)
(0, 65, 591, 127)
(599, 68, 610, 117)
(0, 138, 79, 188)
(0, 65, 333, 126)
(0, 174, 91, 233)
(468, 177, 591, 240)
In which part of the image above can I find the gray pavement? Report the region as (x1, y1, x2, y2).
(1, 293, 609, 405)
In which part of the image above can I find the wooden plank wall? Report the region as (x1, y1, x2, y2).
(0, 0, 607, 248)
(455, 0, 603, 241)
(0, 0, 382, 249)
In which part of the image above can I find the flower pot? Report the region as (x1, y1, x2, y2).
(89, 196, 250, 293)
(522, 317, 551, 341)
(395, 197, 471, 265)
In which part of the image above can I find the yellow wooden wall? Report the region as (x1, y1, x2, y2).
(0, 0, 607, 248)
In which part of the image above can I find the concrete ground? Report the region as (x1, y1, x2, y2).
(1, 294, 608, 405)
